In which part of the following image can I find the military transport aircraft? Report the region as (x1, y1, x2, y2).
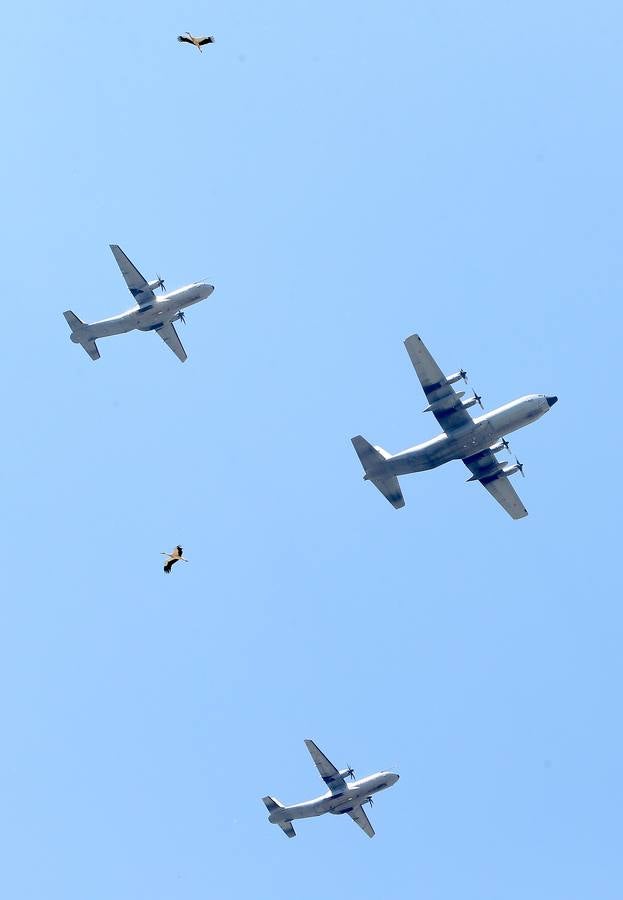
(352, 333, 557, 520)
(261, 739, 399, 838)
(63, 245, 214, 362)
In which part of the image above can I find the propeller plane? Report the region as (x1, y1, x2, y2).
(352, 333, 558, 519)
(63, 245, 214, 362)
(262, 740, 399, 838)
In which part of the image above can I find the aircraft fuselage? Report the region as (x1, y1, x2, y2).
(375, 394, 552, 478)
(69, 282, 214, 344)
(268, 771, 399, 824)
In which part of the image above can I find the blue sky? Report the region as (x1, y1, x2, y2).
(2, 1, 622, 897)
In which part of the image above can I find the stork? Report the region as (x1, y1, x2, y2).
(177, 33, 215, 52)
(161, 545, 188, 574)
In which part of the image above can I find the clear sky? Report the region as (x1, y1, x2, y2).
(2, 1, 622, 898)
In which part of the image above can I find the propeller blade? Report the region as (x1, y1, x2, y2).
(178, 310, 186, 324)
(156, 274, 166, 293)
(473, 391, 483, 409)
(515, 457, 525, 477)
(460, 368, 468, 383)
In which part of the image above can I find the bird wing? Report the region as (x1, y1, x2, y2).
(177, 35, 193, 43)
(163, 559, 173, 574)
(198, 36, 215, 44)
(176, 545, 183, 556)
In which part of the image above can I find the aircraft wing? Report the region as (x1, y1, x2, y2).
(110, 244, 155, 307)
(348, 804, 375, 838)
(463, 449, 528, 520)
(304, 740, 347, 792)
(404, 333, 474, 433)
(154, 321, 187, 362)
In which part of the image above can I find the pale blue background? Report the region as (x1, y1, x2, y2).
(1, 1, 621, 898)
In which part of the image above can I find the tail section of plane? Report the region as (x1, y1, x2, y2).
(351, 435, 405, 509)
(63, 310, 101, 361)
(262, 796, 296, 837)
(261, 796, 284, 814)
(63, 310, 85, 332)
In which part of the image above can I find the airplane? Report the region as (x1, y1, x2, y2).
(261, 739, 399, 838)
(351, 333, 558, 520)
(63, 245, 214, 362)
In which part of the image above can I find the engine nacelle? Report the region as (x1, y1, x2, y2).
(446, 369, 467, 385)
(461, 396, 480, 410)
(423, 391, 465, 413)
(338, 768, 355, 780)
(147, 278, 165, 292)
(490, 439, 509, 453)
(501, 463, 521, 477)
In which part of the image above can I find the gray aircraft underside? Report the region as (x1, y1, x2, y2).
(262, 739, 399, 838)
(63, 244, 214, 362)
(352, 334, 557, 519)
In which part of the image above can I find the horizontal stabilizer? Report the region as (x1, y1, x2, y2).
(261, 796, 283, 813)
(278, 821, 296, 838)
(351, 435, 391, 471)
(351, 436, 405, 509)
(81, 340, 101, 361)
(63, 310, 85, 331)
(368, 474, 405, 509)
(63, 311, 100, 360)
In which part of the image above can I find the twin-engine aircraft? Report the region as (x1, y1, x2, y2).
(63, 245, 214, 362)
(262, 739, 399, 838)
(352, 333, 557, 519)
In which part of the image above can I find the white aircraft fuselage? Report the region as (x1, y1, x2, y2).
(369, 394, 553, 479)
(70, 282, 214, 343)
(268, 772, 399, 824)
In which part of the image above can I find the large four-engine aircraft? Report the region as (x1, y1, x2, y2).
(352, 333, 557, 519)
(262, 739, 399, 838)
(63, 245, 214, 362)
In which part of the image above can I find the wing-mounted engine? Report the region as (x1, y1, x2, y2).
(445, 368, 468, 384)
(423, 391, 465, 413)
(500, 458, 525, 478)
(490, 438, 510, 453)
(147, 275, 166, 293)
(461, 391, 483, 410)
(338, 766, 356, 781)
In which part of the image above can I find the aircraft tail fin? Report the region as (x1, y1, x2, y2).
(63, 310, 100, 361)
(351, 435, 405, 509)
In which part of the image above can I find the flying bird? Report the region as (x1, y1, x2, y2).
(161, 545, 188, 574)
(177, 33, 215, 52)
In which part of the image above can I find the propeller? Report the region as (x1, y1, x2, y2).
(155, 274, 166, 293)
(366, 796, 374, 808)
(460, 368, 468, 382)
(472, 391, 483, 409)
(178, 310, 186, 325)
(500, 437, 510, 451)
(345, 766, 355, 781)
(515, 457, 525, 477)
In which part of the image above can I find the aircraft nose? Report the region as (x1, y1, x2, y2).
(545, 395, 558, 408)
